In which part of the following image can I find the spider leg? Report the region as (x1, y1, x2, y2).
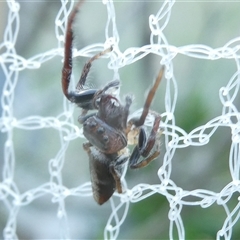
(73, 47, 113, 108)
(127, 68, 164, 168)
(63, 46, 113, 107)
(122, 95, 133, 129)
(61, 0, 85, 100)
(61, 0, 113, 109)
(141, 112, 161, 157)
(129, 67, 164, 127)
(109, 153, 129, 193)
(130, 148, 160, 169)
(76, 46, 113, 91)
(129, 112, 161, 169)
(78, 111, 96, 124)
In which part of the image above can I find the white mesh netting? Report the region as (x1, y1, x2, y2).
(1, 0, 240, 239)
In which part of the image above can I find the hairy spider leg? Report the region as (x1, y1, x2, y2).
(129, 112, 161, 169)
(76, 46, 113, 91)
(61, 0, 85, 100)
(129, 67, 164, 127)
(78, 112, 96, 124)
(127, 67, 164, 169)
(61, 0, 113, 104)
(130, 144, 161, 169)
(61, 0, 97, 108)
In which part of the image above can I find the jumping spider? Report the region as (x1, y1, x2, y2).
(61, 0, 164, 205)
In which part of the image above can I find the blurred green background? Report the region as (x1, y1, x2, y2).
(1, 1, 240, 239)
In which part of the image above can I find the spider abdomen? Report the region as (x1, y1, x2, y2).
(86, 146, 116, 205)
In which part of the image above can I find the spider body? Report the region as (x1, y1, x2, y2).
(83, 115, 127, 154)
(62, 0, 163, 204)
(84, 143, 127, 205)
(88, 150, 117, 205)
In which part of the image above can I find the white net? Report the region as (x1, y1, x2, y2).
(1, 0, 240, 239)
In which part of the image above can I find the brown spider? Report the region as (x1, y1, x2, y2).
(61, 0, 164, 205)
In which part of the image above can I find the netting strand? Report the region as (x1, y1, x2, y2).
(1, 0, 240, 239)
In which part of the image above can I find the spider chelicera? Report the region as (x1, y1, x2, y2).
(61, 0, 164, 205)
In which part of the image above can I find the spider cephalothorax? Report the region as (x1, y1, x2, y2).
(61, 0, 163, 205)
